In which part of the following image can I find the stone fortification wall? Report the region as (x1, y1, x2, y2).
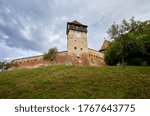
(88, 48, 105, 66)
(11, 50, 105, 69)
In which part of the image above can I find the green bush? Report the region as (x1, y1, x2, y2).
(43, 47, 58, 61)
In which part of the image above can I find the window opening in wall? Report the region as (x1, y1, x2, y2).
(77, 56, 80, 59)
(80, 48, 83, 50)
(74, 47, 77, 50)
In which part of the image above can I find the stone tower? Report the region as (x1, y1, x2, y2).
(66, 20, 88, 56)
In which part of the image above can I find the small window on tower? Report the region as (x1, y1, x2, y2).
(81, 48, 83, 50)
(77, 56, 80, 59)
(74, 47, 77, 50)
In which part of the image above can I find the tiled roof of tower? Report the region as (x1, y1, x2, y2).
(71, 20, 82, 25)
(99, 40, 110, 51)
(68, 20, 88, 27)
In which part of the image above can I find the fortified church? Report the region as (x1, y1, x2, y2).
(12, 20, 109, 68)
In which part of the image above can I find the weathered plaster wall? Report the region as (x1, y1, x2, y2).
(67, 30, 88, 56)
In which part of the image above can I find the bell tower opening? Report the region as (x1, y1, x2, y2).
(66, 20, 88, 56)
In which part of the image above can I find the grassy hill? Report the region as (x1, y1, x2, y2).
(0, 65, 150, 99)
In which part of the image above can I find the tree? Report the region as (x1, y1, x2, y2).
(105, 17, 150, 65)
(43, 47, 58, 62)
(0, 60, 17, 71)
(107, 17, 140, 65)
(0, 61, 5, 71)
(104, 41, 122, 65)
(127, 19, 150, 65)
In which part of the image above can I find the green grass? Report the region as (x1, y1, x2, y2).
(0, 65, 150, 99)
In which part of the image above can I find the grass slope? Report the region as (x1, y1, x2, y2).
(0, 65, 150, 99)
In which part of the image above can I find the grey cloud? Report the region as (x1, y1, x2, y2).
(0, 0, 150, 60)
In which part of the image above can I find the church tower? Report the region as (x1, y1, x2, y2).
(66, 20, 88, 56)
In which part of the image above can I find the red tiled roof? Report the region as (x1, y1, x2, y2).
(68, 20, 88, 27)
(99, 40, 110, 51)
(71, 20, 83, 25)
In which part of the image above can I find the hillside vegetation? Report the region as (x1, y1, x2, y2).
(0, 65, 150, 99)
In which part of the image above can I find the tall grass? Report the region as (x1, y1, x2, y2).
(0, 65, 150, 98)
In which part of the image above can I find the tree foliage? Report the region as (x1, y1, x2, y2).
(105, 17, 150, 65)
(104, 41, 122, 65)
(0, 61, 5, 71)
(0, 61, 17, 71)
(43, 47, 58, 61)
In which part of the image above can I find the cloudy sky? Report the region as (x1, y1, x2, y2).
(0, 0, 150, 60)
